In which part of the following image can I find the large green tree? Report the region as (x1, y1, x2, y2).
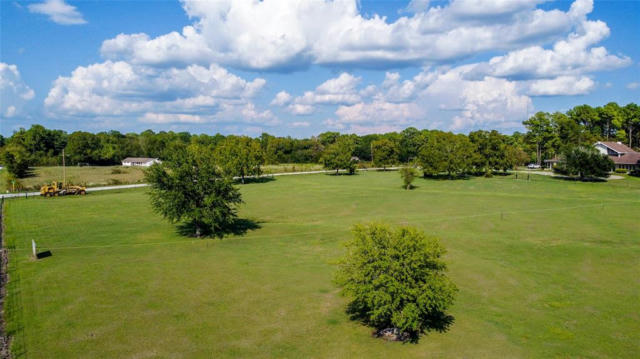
(0, 144, 30, 178)
(371, 138, 398, 170)
(321, 137, 357, 174)
(214, 136, 264, 183)
(145, 144, 242, 238)
(555, 146, 614, 180)
(335, 223, 457, 340)
(523, 112, 557, 165)
(418, 131, 473, 177)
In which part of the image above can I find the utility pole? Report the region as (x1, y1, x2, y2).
(62, 148, 66, 186)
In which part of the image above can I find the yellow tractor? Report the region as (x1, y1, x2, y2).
(40, 181, 86, 197)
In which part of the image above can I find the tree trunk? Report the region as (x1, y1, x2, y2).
(195, 222, 201, 238)
(241, 174, 245, 184)
(537, 142, 541, 165)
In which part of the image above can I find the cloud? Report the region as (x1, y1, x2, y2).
(0, 63, 35, 118)
(627, 82, 639, 90)
(403, 0, 430, 14)
(44, 61, 271, 126)
(527, 76, 595, 96)
(334, 100, 423, 129)
(288, 73, 362, 112)
(287, 104, 315, 115)
(28, 0, 86, 25)
(270, 91, 292, 106)
(472, 18, 630, 81)
(99, 0, 597, 71)
(291, 121, 310, 128)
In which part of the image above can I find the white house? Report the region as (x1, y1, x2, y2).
(121, 157, 161, 167)
(594, 142, 640, 171)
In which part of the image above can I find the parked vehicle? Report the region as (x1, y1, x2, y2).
(527, 163, 541, 169)
(40, 181, 86, 197)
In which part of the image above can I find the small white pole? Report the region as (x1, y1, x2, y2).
(32, 240, 37, 258)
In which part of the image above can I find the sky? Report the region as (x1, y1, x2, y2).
(1, 0, 639, 137)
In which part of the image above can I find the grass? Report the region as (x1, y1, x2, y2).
(0, 166, 146, 192)
(3, 172, 640, 358)
(1, 164, 329, 193)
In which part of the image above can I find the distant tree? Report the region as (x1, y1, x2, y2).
(399, 127, 429, 163)
(0, 144, 30, 178)
(597, 102, 623, 140)
(622, 103, 640, 148)
(322, 137, 357, 174)
(554, 146, 614, 180)
(335, 223, 457, 341)
(214, 136, 264, 183)
(145, 144, 242, 238)
(567, 104, 600, 138)
(371, 138, 398, 170)
(501, 145, 527, 172)
(418, 132, 472, 177)
(523, 112, 557, 165)
(66, 131, 100, 165)
(399, 167, 417, 189)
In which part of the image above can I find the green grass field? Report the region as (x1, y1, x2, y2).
(3, 172, 639, 358)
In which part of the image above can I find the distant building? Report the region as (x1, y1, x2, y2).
(121, 157, 161, 167)
(594, 142, 640, 171)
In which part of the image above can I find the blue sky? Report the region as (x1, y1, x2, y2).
(1, 0, 639, 137)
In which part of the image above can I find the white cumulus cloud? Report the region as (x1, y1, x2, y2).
(99, 0, 596, 71)
(527, 76, 595, 96)
(0, 63, 35, 118)
(44, 61, 271, 126)
(28, 0, 86, 25)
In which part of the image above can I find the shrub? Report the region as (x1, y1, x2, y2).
(335, 223, 457, 341)
(614, 168, 628, 174)
(630, 169, 640, 177)
(554, 146, 614, 179)
(4, 174, 23, 192)
(399, 167, 417, 189)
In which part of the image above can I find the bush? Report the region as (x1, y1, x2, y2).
(3, 174, 24, 192)
(335, 223, 457, 341)
(554, 146, 614, 179)
(630, 169, 640, 177)
(1, 144, 30, 178)
(399, 167, 417, 189)
(614, 168, 628, 174)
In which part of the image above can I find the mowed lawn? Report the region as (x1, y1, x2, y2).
(3, 172, 640, 358)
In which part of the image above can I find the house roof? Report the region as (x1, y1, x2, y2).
(122, 157, 158, 162)
(610, 152, 640, 165)
(597, 141, 636, 154)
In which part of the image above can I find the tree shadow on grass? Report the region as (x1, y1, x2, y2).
(237, 176, 276, 184)
(176, 218, 262, 239)
(549, 175, 607, 183)
(345, 302, 455, 343)
(421, 173, 471, 181)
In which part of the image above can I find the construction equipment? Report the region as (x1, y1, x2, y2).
(39, 148, 87, 197)
(40, 181, 86, 197)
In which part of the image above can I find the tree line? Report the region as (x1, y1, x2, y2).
(1, 102, 637, 179)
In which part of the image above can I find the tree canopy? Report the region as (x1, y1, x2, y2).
(214, 136, 264, 183)
(554, 146, 614, 180)
(335, 223, 457, 341)
(145, 144, 242, 238)
(321, 137, 357, 174)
